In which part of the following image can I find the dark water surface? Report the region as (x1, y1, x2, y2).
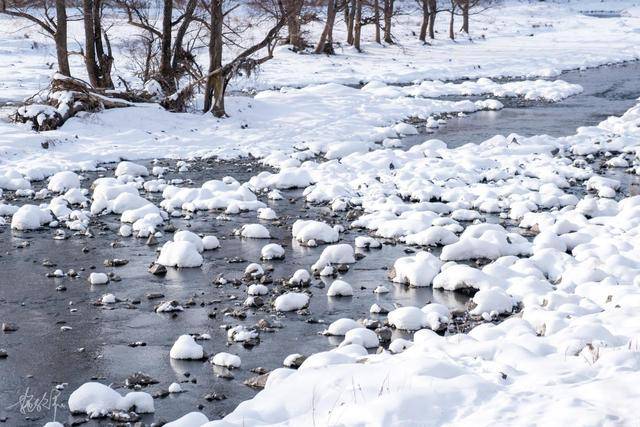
(404, 61, 640, 148)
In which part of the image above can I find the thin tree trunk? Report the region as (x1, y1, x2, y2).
(92, 0, 113, 88)
(159, 0, 173, 90)
(373, 0, 381, 43)
(353, 0, 362, 51)
(428, 0, 436, 39)
(449, 4, 455, 40)
(54, 0, 70, 76)
(172, 0, 197, 70)
(284, 0, 304, 50)
(204, 0, 225, 116)
(461, 0, 469, 34)
(346, 0, 355, 45)
(419, 0, 428, 42)
(383, 0, 393, 44)
(83, 0, 100, 87)
(314, 0, 337, 54)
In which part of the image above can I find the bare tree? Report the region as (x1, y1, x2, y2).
(0, 0, 71, 76)
(315, 0, 340, 54)
(417, 0, 437, 42)
(116, 0, 200, 93)
(200, 0, 286, 116)
(82, 0, 113, 88)
(283, 0, 305, 50)
(382, 0, 393, 43)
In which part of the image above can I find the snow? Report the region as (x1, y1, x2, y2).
(88, 273, 109, 285)
(470, 287, 516, 317)
(390, 251, 442, 287)
(169, 335, 204, 360)
(323, 318, 363, 336)
(173, 230, 204, 253)
(168, 383, 182, 393)
(202, 235, 220, 250)
(211, 352, 241, 369)
(291, 220, 339, 246)
(247, 284, 269, 296)
(289, 269, 311, 286)
(10, 204, 52, 230)
(68, 382, 154, 418)
(342, 328, 379, 349)
(237, 224, 271, 239)
(48, 171, 80, 193)
(4, 2, 640, 425)
(114, 161, 149, 178)
(165, 412, 210, 427)
(326, 280, 354, 297)
(311, 244, 356, 273)
(274, 292, 309, 312)
(261, 243, 285, 260)
(157, 241, 204, 268)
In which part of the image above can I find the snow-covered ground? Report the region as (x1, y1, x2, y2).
(2, 0, 640, 426)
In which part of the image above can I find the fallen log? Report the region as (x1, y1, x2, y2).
(12, 74, 154, 131)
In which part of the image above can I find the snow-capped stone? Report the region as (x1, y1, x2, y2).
(238, 224, 271, 238)
(390, 251, 442, 287)
(470, 287, 515, 316)
(292, 220, 339, 245)
(68, 382, 154, 418)
(211, 352, 241, 369)
(274, 292, 309, 311)
(157, 241, 203, 268)
(89, 273, 109, 285)
(169, 335, 204, 360)
(173, 230, 204, 253)
(289, 269, 311, 285)
(324, 318, 363, 336)
(261, 243, 285, 260)
(202, 235, 220, 250)
(48, 171, 80, 193)
(10, 205, 52, 230)
(327, 280, 354, 297)
(115, 161, 149, 177)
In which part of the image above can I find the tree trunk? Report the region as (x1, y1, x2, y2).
(449, 5, 455, 40)
(461, 0, 469, 34)
(346, 0, 355, 45)
(159, 0, 173, 90)
(314, 0, 337, 54)
(83, 0, 100, 87)
(284, 0, 304, 50)
(54, 0, 70, 76)
(204, 0, 225, 116)
(419, 0, 428, 42)
(383, 0, 393, 44)
(172, 0, 198, 70)
(353, 0, 362, 51)
(373, 0, 381, 43)
(92, 0, 113, 88)
(428, 0, 436, 39)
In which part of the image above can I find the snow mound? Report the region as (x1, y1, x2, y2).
(68, 382, 154, 418)
(157, 241, 204, 268)
(170, 335, 204, 360)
